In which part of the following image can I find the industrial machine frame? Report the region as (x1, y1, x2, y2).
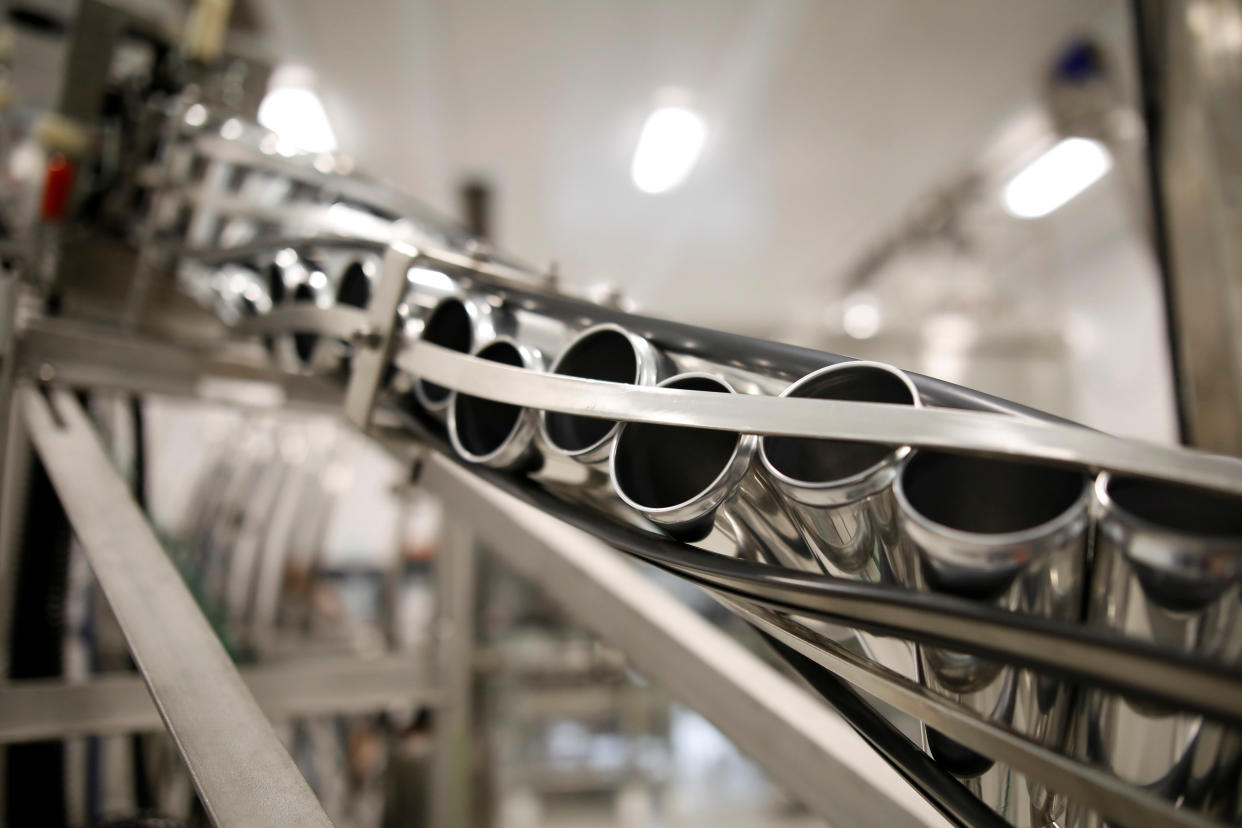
(0, 315, 951, 828)
(2, 2, 1242, 824)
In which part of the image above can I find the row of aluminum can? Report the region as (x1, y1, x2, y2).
(194, 247, 1241, 827)
(416, 295, 1242, 828)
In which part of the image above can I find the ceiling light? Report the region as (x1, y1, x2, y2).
(631, 106, 706, 194)
(257, 66, 337, 154)
(842, 294, 882, 339)
(1002, 137, 1111, 219)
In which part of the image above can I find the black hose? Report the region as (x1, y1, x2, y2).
(395, 405, 1242, 725)
(128, 395, 155, 811)
(757, 631, 1008, 828)
(5, 454, 71, 827)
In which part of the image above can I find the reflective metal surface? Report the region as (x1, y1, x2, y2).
(539, 322, 670, 466)
(383, 408, 1242, 730)
(20, 387, 332, 828)
(760, 361, 922, 679)
(609, 372, 815, 570)
(413, 294, 497, 414)
(1068, 473, 1242, 827)
(397, 340, 1242, 499)
(721, 595, 1218, 828)
(449, 336, 545, 471)
(896, 452, 1090, 826)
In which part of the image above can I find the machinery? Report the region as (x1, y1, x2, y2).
(1, 2, 1240, 827)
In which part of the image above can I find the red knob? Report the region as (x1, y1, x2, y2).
(40, 153, 75, 222)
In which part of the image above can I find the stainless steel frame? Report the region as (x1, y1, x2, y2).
(7, 26, 1242, 821)
(18, 385, 333, 827)
(0, 652, 434, 744)
(420, 452, 948, 828)
(0, 322, 956, 827)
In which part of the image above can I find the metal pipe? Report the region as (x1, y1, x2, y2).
(448, 336, 544, 472)
(334, 256, 374, 310)
(895, 452, 1090, 826)
(312, 249, 379, 371)
(1067, 473, 1242, 828)
(610, 372, 815, 569)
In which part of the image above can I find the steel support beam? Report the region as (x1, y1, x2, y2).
(0, 652, 436, 744)
(1136, 0, 1242, 454)
(430, 517, 477, 828)
(15, 318, 343, 410)
(421, 454, 947, 828)
(20, 385, 332, 828)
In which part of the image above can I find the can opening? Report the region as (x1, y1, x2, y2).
(903, 453, 1083, 535)
(1107, 477, 1242, 538)
(292, 282, 318, 363)
(764, 365, 914, 483)
(614, 376, 740, 510)
(546, 328, 639, 453)
(419, 299, 473, 404)
(453, 341, 526, 457)
(336, 261, 371, 309)
(1104, 476, 1242, 610)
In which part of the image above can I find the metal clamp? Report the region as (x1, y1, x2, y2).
(343, 240, 418, 429)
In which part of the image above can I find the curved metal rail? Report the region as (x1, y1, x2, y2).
(160, 144, 1242, 828)
(234, 304, 1242, 498)
(390, 410, 1242, 726)
(397, 340, 1242, 497)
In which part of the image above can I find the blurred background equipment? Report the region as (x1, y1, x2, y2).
(0, 1, 1240, 827)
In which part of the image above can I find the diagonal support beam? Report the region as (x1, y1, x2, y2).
(20, 385, 332, 828)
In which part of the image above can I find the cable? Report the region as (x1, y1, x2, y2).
(394, 406, 1242, 726)
(756, 629, 1008, 828)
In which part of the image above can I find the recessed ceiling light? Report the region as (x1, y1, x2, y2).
(631, 106, 707, 195)
(1002, 137, 1111, 219)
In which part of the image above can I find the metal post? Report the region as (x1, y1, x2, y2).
(430, 516, 476, 828)
(19, 385, 332, 828)
(0, 360, 30, 821)
(0, 380, 30, 681)
(1134, 0, 1242, 454)
(344, 241, 417, 429)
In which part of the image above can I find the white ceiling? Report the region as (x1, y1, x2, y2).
(256, 0, 1118, 338)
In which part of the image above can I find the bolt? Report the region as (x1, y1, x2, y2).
(352, 327, 382, 349)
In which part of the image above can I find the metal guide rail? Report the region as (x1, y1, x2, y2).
(29, 121, 1242, 827)
(17, 386, 334, 828)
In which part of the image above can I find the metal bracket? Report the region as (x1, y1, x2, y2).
(343, 240, 416, 429)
